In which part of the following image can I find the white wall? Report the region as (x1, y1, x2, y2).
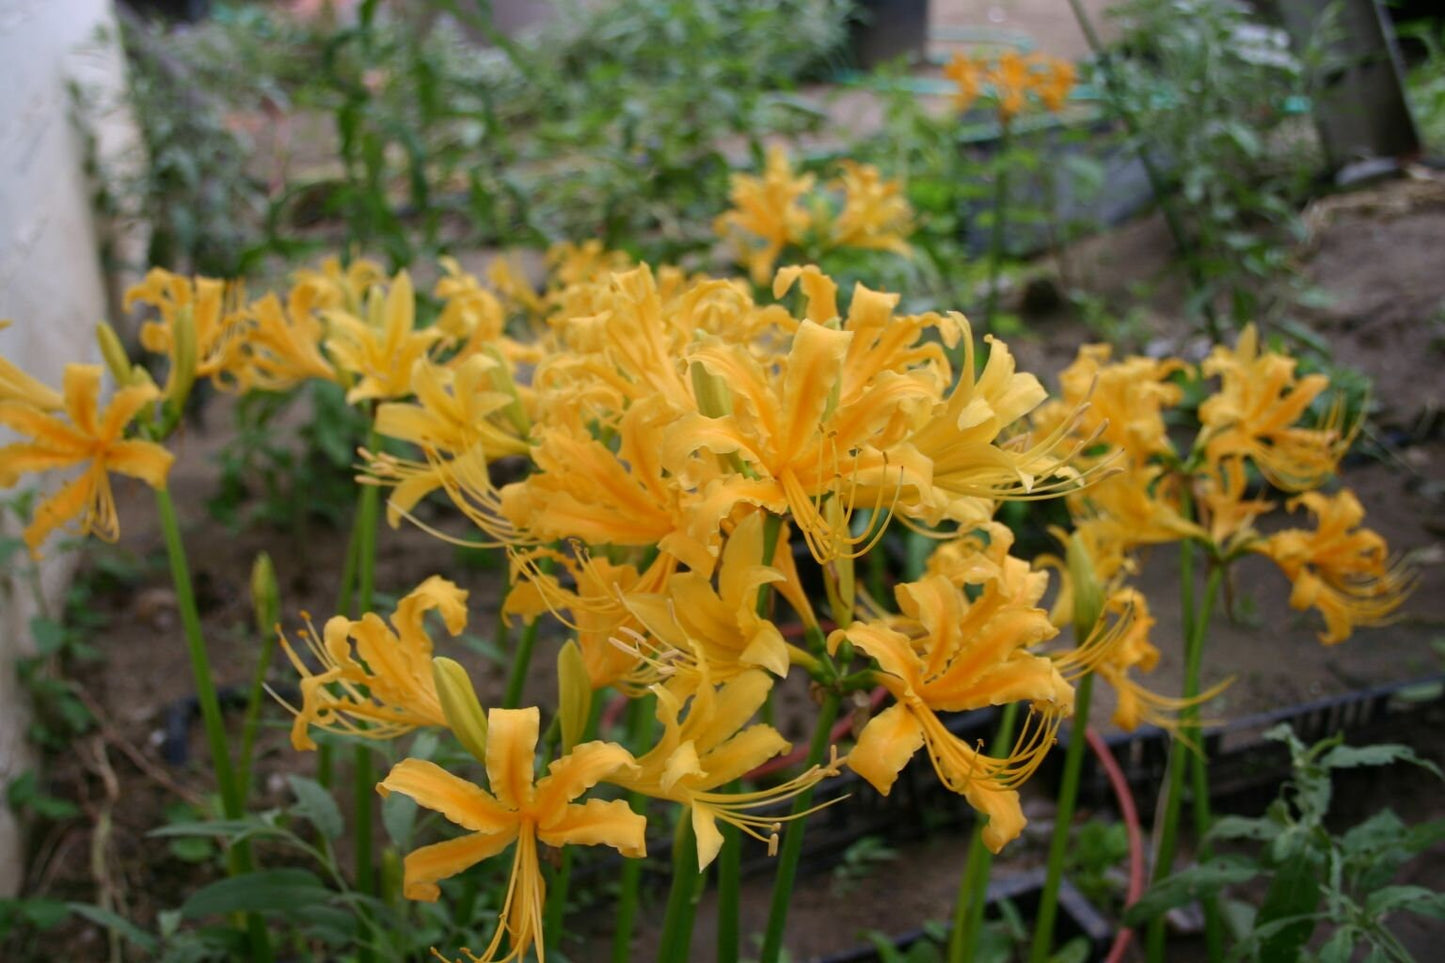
(0, 0, 142, 897)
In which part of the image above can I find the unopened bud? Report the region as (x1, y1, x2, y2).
(1066, 532, 1105, 642)
(690, 360, 734, 419)
(557, 640, 592, 754)
(432, 657, 489, 762)
(95, 322, 135, 387)
(164, 305, 198, 421)
(250, 552, 279, 639)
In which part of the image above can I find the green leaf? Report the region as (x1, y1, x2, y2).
(1365, 885, 1445, 920)
(67, 903, 159, 950)
(382, 790, 418, 851)
(1316, 927, 1357, 963)
(288, 775, 343, 840)
(167, 836, 215, 863)
(1207, 814, 1279, 843)
(19, 898, 70, 929)
(1122, 858, 1261, 927)
(1049, 937, 1090, 963)
(28, 617, 67, 656)
(1319, 743, 1443, 779)
(1255, 853, 1321, 961)
(181, 868, 332, 920)
(150, 818, 289, 841)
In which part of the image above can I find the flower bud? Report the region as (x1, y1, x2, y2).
(432, 657, 488, 762)
(690, 360, 733, 419)
(557, 639, 591, 754)
(250, 552, 279, 639)
(95, 322, 135, 387)
(164, 304, 198, 420)
(1066, 532, 1105, 642)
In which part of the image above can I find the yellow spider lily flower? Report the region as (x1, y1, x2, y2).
(0, 364, 172, 554)
(1200, 324, 1355, 491)
(714, 145, 815, 284)
(611, 669, 838, 870)
(368, 356, 532, 527)
(828, 569, 1071, 852)
(1036, 344, 1190, 466)
(618, 510, 803, 692)
(992, 50, 1033, 121)
(943, 52, 986, 112)
(278, 576, 469, 749)
(504, 547, 676, 692)
(1194, 455, 1275, 557)
(1258, 489, 1414, 644)
(379, 707, 645, 963)
(894, 320, 1086, 528)
(291, 256, 386, 316)
(325, 270, 443, 404)
(1028, 53, 1076, 113)
(235, 289, 338, 392)
(125, 268, 247, 393)
(827, 161, 914, 257)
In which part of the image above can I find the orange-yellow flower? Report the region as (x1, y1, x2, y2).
(1200, 325, 1354, 491)
(714, 145, 815, 284)
(611, 669, 836, 869)
(1257, 489, 1413, 644)
(828, 161, 914, 256)
(325, 270, 443, 404)
(943, 52, 987, 112)
(828, 565, 1070, 852)
(125, 269, 247, 393)
(0, 364, 172, 554)
(380, 707, 644, 963)
(278, 576, 469, 749)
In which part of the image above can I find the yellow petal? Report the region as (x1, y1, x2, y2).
(401, 829, 518, 902)
(848, 703, 924, 795)
(538, 798, 647, 858)
(692, 805, 726, 871)
(378, 758, 512, 833)
(485, 707, 540, 810)
(534, 740, 636, 812)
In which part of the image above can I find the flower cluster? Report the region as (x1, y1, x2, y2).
(714, 146, 915, 284)
(943, 49, 1077, 121)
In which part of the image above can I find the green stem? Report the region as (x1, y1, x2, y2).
(1147, 553, 1225, 963)
(612, 696, 653, 963)
(982, 121, 1012, 331)
(1063, 0, 1223, 342)
(948, 702, 1021, 963)
(658, 813, 704, 961)
(543, 846, 573, 955)
(1190, 568, 1226, 963)
(1029, 673, 1095, 963)
(352, 430, 382, 963)
(759, 690, 841, 963)
(503, 617, 540, 710)
(155, 489, 272, 962)
(236, 626, 278, 803)
(716, 780, 742, 963)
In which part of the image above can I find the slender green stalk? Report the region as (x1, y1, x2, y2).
(1189, 568, 1227, 963)
(351, 430, 382, 963)
(237, 626, 278, 802)
(982, 122, 1012, 331)
(658, 813, 704, 961)
(759, 690, 841, 963)
(612, 696, 653, 963)
(947, 702, 1021, 963)
(1029, 673, 1095, 963)
(1063, 0, 1223, 342)
(156, 488, 241, 818)
(155, 489, 273, 962)
(543, 847, 574, 955)
(716, 781, 742, 963)
(503, 617, 541, 710)
(1147, 555, 1225, 963)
